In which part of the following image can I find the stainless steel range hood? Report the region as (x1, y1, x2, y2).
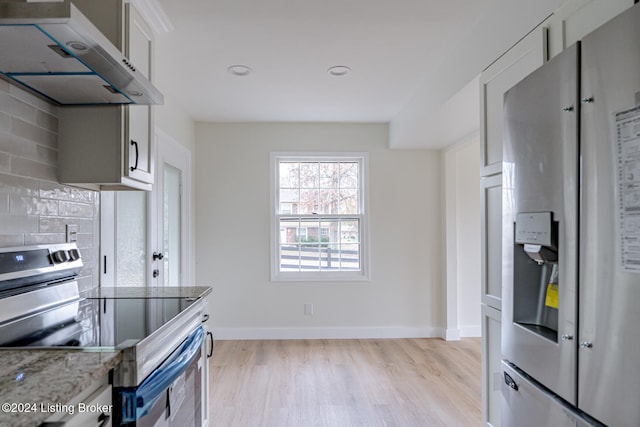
(0, 0, 163, 105)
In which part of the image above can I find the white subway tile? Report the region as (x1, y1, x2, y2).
(0, 214, 38, 233)
(1, 132, 56, 165)
(10, 194, 58, 215)
(1, 83, 98, 289)
(0, 235, 24, 247)
(39, 182, 95, 202)
(24, 233, 65, 245)
(11, 117, 57, 149)
(58, 200, 94, 218)
(0, 194, 8, 213)
(0, 92, 36, 122)
(36, 110, 58, 132)
(11, 157, 57, 182)
(0, 173, 40, 196)
(0, 111, 10, 130)
(0, 153, 9, 173)
(8, 84, 57, 115)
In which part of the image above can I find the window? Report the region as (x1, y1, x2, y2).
(270, 152, 369, 281)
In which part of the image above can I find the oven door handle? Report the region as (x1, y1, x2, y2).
(119, 326, 205, 423)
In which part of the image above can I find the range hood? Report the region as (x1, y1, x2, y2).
(0, 0, 163, 105)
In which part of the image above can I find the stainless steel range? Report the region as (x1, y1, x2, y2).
(0, 243, 212, 426)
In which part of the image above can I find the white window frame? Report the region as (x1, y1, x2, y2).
(270, 152, 370, 281)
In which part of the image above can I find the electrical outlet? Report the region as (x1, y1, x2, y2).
(66, 224, 78, 242)
(304, 303, 314, 316)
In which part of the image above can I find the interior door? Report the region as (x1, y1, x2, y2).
(152, 130, 192, 286)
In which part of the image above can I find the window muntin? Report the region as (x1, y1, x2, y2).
(272, 154, 368, 280)
(279, 161, 360, 215)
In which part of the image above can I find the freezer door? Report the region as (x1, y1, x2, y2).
(501, 361, 601, 427)
(502, 43, 579, 405)
(579, 4, 640, 426)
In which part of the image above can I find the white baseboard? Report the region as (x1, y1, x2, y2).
(213, 326, 444, 340)
(460, 325, 481, 337)
(445, 325, 481, 341)
(445, 328, 461, 341)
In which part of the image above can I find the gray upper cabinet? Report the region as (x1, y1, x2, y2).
(546, 0, 634, 59)
(480, 26, 548, 177)
(58, 0, 155, 191)
(481, 174, 503, 309)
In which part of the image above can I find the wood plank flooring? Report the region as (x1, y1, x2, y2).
(208, 338, 481, 427)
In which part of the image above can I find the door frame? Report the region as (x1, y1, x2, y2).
(152, 129, 193, 286)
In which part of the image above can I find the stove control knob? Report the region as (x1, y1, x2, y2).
(68, 249, 81, 261)
(52, 250, 69, 264)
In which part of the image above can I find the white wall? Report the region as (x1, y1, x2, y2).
(443, 133, 482, 340)
(195, 122, 444, 339)
(155, 96, 195, 152)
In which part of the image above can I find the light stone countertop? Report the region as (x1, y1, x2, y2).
(0, 349, 121, 427)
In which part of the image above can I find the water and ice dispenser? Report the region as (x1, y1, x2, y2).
(512, 212, 559, 342)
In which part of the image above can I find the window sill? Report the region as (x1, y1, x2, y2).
(270, 271, 370, 282)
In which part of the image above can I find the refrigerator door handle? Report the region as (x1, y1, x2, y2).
(504, 372, 519, 391)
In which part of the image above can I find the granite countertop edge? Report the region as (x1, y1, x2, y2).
(80, 285, 212, 299)
(0, 349, 121, 427)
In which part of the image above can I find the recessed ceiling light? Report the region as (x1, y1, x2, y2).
(227, 65, 252, 76)
(328, 65, 351, 76)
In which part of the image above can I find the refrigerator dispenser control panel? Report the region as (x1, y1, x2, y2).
(515, 212, 553, 246)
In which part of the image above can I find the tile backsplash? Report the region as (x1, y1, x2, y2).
(0, 80, 99, 291)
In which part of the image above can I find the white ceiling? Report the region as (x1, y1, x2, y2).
(152, 0, 565, 149)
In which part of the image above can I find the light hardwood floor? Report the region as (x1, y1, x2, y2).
(208, 338, 481, 427)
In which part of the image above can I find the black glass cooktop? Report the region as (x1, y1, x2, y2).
(1, 296, 198, 349)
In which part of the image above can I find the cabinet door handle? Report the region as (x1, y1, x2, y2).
(130, 139, 139, 171)
(207, 331, 214, 358)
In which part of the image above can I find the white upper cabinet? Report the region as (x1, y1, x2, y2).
(58, 0, 155, 191)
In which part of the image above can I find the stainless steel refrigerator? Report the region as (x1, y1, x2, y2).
(502, 4, 640, 426)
